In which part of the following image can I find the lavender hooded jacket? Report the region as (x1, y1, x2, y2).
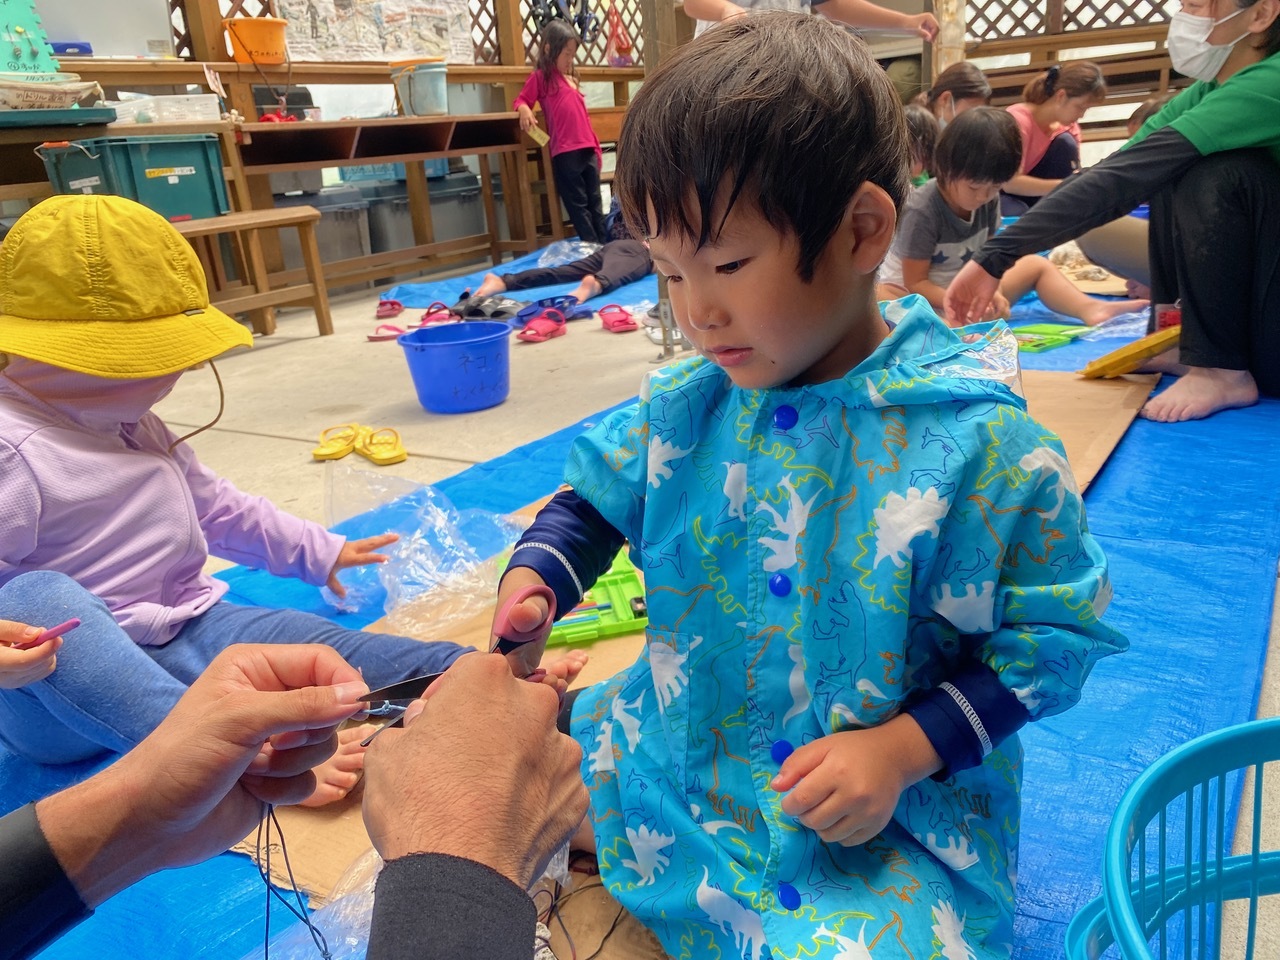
(0, 358, 344, 646)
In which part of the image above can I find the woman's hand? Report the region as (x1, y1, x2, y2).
(0, 619, 61, 689)
(904, 11, 939, 41)
(326, 533, 399, 599)
(944, 260, 1002, 327)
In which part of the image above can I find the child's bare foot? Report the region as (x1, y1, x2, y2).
(1135, 347, 1188, 377)
(543, 649, 589, 688)
(1140, 367, 1259, 422)
(570, 813, 595, 853)
(298, 724, 375, 807)
(473, 272, 508, 298)
(567, 275, 604, 305)
(1080, 297, 1149, 326)
(1125, 278, 1152, 300)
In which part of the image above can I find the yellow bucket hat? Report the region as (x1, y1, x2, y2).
(0, 194, 253, 379)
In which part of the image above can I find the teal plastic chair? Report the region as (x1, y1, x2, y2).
(1066, 717, 1280, 959)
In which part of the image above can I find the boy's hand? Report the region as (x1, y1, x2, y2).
(904, 11, 939, 40)
(326, 533, 399, 599)
(0, 619, 60, 689)
(492, 567, 554, 678)
(985, 291, 1012, 321)
(770, 715, 942, 846)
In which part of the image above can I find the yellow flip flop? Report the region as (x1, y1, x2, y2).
(312, 423, 362, 461)
(355, 426, 408, 466)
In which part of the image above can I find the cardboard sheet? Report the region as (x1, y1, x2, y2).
(234, 370, 1158, 910)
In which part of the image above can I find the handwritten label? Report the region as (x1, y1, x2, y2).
(145, 166, 196, 179)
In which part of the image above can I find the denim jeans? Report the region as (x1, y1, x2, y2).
(0, 570, 469, 764)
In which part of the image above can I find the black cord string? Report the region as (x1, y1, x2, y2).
(257, 802, 333, 959)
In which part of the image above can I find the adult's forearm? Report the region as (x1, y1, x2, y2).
(0, 805, 92, 960)
(976, 127, 1202, 279)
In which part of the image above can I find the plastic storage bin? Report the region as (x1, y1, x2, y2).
(357, 172, 506, 255)
(392, 59, 448, 117)
(398, 321, 511, 414)
(40, 134, 229, 222)
(1065, 716, 1280, 960)
(273, 187, 372, 295)
(338, 160, 450, 183)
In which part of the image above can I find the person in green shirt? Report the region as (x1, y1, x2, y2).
(945, 0, 1280, 423)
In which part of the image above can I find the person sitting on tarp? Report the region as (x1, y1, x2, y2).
(0, 623, 586, 960)
(946, 0, 1280, 423)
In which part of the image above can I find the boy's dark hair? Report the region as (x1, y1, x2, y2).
(537, 19, 579, 83)
(932, 106, 1022, 186)
(1127, 92, 1174, 135)
(1021, 61, 1106, 105)
(903, 104, 940, 173)
(614, 12, 908, 282)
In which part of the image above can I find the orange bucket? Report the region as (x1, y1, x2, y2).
(223, 16, 288, 65)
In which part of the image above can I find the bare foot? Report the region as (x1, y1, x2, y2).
(1080, 298, 1150, 327)
(570, 812, 595, 853)
(1140, 367, 1259, 422)
(1135, 347, 1189, 377)
(298, 724, 375, 807)
(567, 275, 604, 305)
(1125, 279, 1152, 300)
(543, 649, 589, 687)
(473, 272, 508, 298)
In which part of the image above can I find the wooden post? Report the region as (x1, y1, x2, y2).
(496, 0, 527, 106)
(181, 0, 232, 62)
(639, 0, 680, 69)
(932, 0, 967, 77)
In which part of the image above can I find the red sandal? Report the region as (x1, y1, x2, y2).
(367, 323, 408, 342)
(599, 303, 637, 333)
(516, 308, 567, 343)
(417, 301, 454, 326)
(375, 299, 404, 319)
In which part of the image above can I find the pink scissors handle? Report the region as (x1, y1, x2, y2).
(491, 583, 557, 655)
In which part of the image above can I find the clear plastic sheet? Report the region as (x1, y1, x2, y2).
(536, 239, 601, 268)
(319, 463, 527, 635)
(241, 849, 383, 960)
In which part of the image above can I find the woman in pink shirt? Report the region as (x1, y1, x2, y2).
(515, 19, 607, 243)
(1002, 61, 1106, 215)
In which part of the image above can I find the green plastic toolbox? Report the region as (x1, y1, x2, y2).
(39, 134, 229, 222)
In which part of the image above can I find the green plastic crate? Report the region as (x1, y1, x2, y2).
(547, 549, 648, 647)
(40, 134, 229, 222)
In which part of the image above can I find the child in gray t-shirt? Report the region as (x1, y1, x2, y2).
(881, 107, 1147, 325)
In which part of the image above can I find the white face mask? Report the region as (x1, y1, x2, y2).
(1167, 7, 1249, 82)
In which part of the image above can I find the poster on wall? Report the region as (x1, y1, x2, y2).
(276, 0, 475, 64)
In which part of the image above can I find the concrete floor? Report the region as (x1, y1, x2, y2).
(156, 264, 672, 530)
(157, 261, 1280, 949)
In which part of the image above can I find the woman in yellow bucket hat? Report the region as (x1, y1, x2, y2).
(0, 196, 578, 803)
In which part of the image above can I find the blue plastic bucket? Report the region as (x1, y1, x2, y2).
(398, 322, 511, 414)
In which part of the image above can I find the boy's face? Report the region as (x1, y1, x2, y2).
(940, 178, 1002, 214)
(648, 198, 886, 389)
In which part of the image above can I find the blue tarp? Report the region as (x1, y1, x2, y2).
(5, 265, 1278, 958)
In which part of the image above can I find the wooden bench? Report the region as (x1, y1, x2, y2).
(174, 206, 334, 337)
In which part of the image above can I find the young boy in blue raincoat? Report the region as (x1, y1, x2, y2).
(494, 13, 1127, 958)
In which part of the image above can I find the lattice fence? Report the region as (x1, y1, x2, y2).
(965, 0, 1170, 41)
(171, 0, 643, 66)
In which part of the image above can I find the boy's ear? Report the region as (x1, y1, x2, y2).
(842, 183, 898, 275)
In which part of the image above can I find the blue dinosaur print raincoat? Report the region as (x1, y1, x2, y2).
(567, 298, 1126, 960)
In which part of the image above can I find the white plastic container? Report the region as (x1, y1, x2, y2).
(109, 94, 222, 124)
(391, 60, 448, 117)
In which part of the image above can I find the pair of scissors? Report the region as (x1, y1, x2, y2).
(356, 584, 557, 747)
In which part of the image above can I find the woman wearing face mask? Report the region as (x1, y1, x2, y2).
(946, 0, 1280, 423)
(1000, 61, 1107, 215)
(915, 61, 992, 127)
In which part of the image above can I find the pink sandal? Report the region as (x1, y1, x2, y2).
(516, 308, 567, 343)
(367, 323, 407, 341)
(417, 301, 454, 326)
(599, 304, 637, 333)
(375, 299, 404, 319)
